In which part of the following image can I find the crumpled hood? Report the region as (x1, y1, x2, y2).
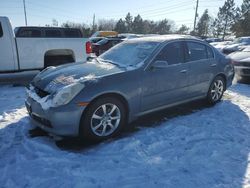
(32, 61, 124, 94)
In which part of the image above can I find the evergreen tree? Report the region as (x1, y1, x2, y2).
(213, 0, 236, 39)
(232, 0, 250, 36)
(115, 19, 127, 33)
(197, 9, 211, 37)
(155, 19, 171, 34)
(113, 13, 175, 35)
(132, 14, 144, 34)
(177, 25, 189, 35)
(125, 13, 133, 32)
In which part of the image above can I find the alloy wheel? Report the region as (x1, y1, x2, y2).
(90, 103, 121, 137)
(211, 79, 224, 102)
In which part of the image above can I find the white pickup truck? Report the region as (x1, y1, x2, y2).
(0, 16, 90, 73)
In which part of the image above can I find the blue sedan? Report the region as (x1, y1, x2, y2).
(25, 35, 234, 141)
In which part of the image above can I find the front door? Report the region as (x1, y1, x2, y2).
(0, 21, 17, 71)
(141, 41, 189, 112)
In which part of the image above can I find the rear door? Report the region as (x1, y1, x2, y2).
(185, 41, 216, 97)
(141, 41, 189, 112)
(0, 21, 17, 71)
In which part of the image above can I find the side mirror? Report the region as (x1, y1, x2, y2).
(151, 60, 169, 69)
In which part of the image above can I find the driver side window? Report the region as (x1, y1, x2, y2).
(154, 42, 184, 65)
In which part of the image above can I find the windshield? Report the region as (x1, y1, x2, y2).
(96, 38, 108, 45)
(99, 41, 160, 67)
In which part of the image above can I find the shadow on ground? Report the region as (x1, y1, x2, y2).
(54, 99, 213, 150)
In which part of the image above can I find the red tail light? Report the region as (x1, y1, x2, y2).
(86, 41, 92, 54)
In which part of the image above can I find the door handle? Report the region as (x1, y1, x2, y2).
(211, 64, 217, 67)
(180, 70, 187, 73)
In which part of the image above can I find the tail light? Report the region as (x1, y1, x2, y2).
(86, 41, 92, 54)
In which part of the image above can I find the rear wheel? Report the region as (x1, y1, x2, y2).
(80, 97, 126, 141)
(207, 76, 225, 104)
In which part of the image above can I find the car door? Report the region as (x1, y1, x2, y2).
(141, 41, 189, 112)
(185, 41, 216, 97)
(0, 21, 17, 71)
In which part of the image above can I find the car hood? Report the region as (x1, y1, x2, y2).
(228, 52, 250, 62)
(32, 61, 124, 94)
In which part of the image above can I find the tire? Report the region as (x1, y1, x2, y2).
(206, 76, 225, 104)
(79, 97, 127, 141)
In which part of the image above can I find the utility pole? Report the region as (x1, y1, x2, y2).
(193, 0, 199, 32)
(23, 0, 28, 26)
(92, 14, 96, 32)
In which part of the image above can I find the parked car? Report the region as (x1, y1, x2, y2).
(92, 37, 123, 56)
(205, 38, 222, 43)
(25, 35, 234, 141)
(91, 31, 118, 37)
(228, 46, 250, 78)
(210, 41, 233, 52)
(0, 16, 89, 73)
(222, 36, 250, 54)
(86, 37, 105, 55)
(89, 37, 105, 44)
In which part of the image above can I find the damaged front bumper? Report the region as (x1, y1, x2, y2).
(25, 91, 86, 137)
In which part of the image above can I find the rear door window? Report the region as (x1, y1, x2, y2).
(45, 29, 62, 38)
(154, 41, 185, 65)
(186, 42, 207, 62)
(17, 28, 41, 37)
(63, 29, 82, 38)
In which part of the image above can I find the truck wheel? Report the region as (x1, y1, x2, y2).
(207, 76, 225, 104)
(79, 97, 127, 141)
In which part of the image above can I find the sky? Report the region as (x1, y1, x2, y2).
(0, 0, 243, 30)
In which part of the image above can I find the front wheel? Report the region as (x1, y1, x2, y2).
(79, 97, 127, 141)
(207, 76, 225, 104)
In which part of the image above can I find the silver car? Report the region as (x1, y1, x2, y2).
(228, 46, 250, 78)
(25, 35, 234, 141)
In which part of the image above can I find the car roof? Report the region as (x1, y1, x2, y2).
(126, 34, 201, 43)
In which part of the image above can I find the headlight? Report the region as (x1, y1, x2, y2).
(52, 83, 85, 107)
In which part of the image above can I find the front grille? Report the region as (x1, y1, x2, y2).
(32, 113, 52, 128)
(241, 62, 250, 67)
(243, 69, 250, 74)
(34, 87, 49, 98)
